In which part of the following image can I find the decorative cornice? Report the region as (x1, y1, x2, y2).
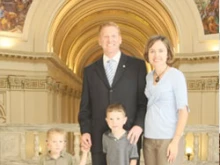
(0, 50, 82, 85)
(173, 51, 219, 66)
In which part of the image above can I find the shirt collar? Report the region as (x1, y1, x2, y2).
(107, 130, 128, 139)
(103, 51, 121, 64)
(45, 150, 65, 160)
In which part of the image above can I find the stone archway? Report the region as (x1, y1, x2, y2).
(48, 0, 178, 77)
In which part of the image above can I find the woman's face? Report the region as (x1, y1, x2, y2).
(148, 40, 168, 68)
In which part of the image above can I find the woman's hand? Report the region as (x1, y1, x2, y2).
(167, 140, 179, 163)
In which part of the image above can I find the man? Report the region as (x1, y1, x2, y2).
(78, 21, 147, 165)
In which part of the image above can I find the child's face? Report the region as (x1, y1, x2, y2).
(47, 133, 66, 155)
(105, 111, 127, 131)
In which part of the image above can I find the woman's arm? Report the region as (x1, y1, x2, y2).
(167, 107, 189, 163)
(173, 107, 189, 141)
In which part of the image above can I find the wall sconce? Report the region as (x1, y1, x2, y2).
(186, 147, 192, 161)
(39, 146, 42, 155)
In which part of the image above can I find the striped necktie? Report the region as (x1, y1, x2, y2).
(105, 59, 117, 86)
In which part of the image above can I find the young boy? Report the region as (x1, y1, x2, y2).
(79, 103, 139, 165)
(103, 103, 139, 165)
(39, 128, 74, 165)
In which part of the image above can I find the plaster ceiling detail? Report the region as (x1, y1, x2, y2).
(48, 0, 178, 77)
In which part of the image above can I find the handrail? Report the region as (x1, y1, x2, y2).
(0, 123, 80, 132)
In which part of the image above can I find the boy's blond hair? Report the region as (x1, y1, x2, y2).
(106, 103, 126, 116)
(47, 128, 67, 141)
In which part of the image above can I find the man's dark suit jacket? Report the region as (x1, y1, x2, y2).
(78, 53, 147, 153)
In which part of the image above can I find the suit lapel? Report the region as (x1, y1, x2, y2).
(111, 54, 128, 87)
(94, 54, 130, 88)
(95, 57, 110, 88)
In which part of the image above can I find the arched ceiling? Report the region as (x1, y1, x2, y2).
(48, 0, 178, 77)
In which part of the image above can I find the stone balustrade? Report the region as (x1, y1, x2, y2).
(182, 125, 219, 165)
(0, 124, 82, 165)
(0, 124, 218, 165)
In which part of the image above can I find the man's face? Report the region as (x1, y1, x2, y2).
(98, 26, 122, 57)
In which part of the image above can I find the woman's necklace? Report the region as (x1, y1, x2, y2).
(155, 66, 168, 83)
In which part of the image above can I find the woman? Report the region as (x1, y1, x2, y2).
(143, 35, 189, 165)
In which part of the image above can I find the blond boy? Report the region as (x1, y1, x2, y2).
(39, 128, 74, 165)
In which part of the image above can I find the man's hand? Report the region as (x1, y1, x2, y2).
(81, 133, 92, 150)
(127, 125, 143, 144)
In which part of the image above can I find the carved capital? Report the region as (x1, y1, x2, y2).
(46, 77, 57, 91)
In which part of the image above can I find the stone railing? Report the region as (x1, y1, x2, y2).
(182, 125, 219, 165)
(0, 124, 218, 165)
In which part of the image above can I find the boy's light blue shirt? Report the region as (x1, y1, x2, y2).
(144, 67, 189, 139)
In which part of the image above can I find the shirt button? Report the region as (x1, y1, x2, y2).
(110, 89, 113, 92)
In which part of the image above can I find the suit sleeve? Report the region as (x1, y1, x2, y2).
(78, 68, 92, 134)
(134, 60, 147, 129)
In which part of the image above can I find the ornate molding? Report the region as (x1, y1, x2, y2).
(46, 76, 57, 91)
(0, 50, 82, 85)
(0, 50, 82, 95)
(0, 76, 81, 96)
(8, 76, 25, 89)
(24, 79, 46, 89)
(7, 76, 46, 90)
(173, 51, 219, 66)
(187, 77, 219, 91)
